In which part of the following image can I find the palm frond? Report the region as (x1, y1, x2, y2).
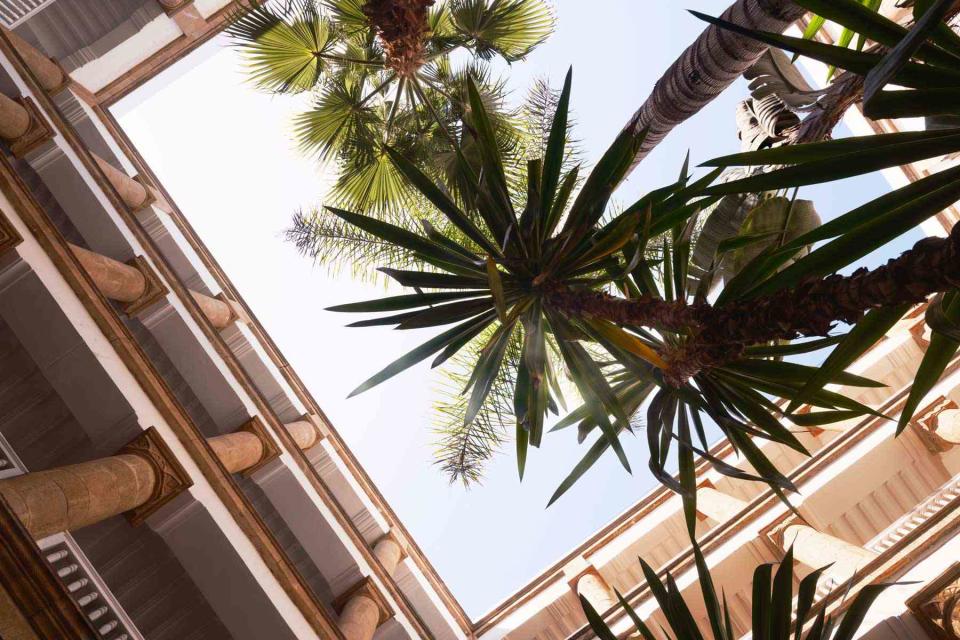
(227, 0, 339, 94)
(449, 0, 555, 62)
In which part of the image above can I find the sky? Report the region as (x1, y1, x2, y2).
(113, 1, 922, 618)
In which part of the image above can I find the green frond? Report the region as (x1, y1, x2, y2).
(330, 147, 417, 213)
(432, 328, 522, 485)
(450, 0, 555, 62)
(227, 0, 339, 94)
(322, 0, 368, 36)
(285, 208, 418, 281)
(293, 78, 382, 160)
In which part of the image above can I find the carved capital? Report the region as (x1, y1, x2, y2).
(908, 562, 960, 640)
(914, 396, 959, 454)
(158, 0, 194, 15)
(121, 255, 168, 317)
(217, 292, 251, 326)
(118, 427, 192, 526)
(9, 96, 53, 158)
(333, 576, 393, 625)
(130, 174, 157, 211)
(237, 416, 281, 476)
(0, 208, 23, 256)
(302, 412, 330, 442)
(759, 512, 802, 558)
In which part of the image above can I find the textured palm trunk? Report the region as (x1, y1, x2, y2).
(547, 223, 960, 385)
(623, 0, 805, 174)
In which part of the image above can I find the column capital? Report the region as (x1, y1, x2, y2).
(121, 255, 168, 317)
(130, 174, 158, 210)
(118, 427, 192, 526)
(0, 208, 23, 256)
(302, 412, 330, 441)
(333, 576, 393, 626)
(217, 292, 251, 326)
(760, 511, 803, 558)
(913, 396, 959, 453)
(236, 416, 281, 476)
(158, 0, 194, 16)
(907, 562, 960, 640)
(8, 96, 53, 158)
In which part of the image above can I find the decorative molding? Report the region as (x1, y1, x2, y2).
(121, 255, 168, 317)
(907, 562, 960, 640)
(0, 495, 99, 639)
(914, 396, 959, 454)
(0, 207, 23, 256)
(9, 96, 54, 158)
(237, 416, 281, 477)
(118, 427, 193, 527)
(333, 576, 393, 625)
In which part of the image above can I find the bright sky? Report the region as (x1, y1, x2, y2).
(113, 1, 921, 617)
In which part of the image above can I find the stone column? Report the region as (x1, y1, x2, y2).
(285, 418, 322, 451)
(0, 93, 50, 158)
(208, 417, 279, 476)
(2, 28, 66, 93)
(373, 533, 404, 575)
(334, 578, 391, 640)
(696, 486, 748, 523)
(577, 570, 617, 613)
(69, 243, 146, 303)
(191, 290, 234, 329)
(92, 154, 153, 211)
(0, 428, 190, 539)
(933, 408, 960, 445)
(0, 92, 31, 141)
(782, 523, 876, 577)
(208, 431, 264, 474)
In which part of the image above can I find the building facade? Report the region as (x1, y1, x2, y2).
(0, 2, 958, 640)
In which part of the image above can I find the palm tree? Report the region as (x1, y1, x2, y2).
(319, 1, 960, 508)
(226, 0, 554, 211)
(582, 541, 890, 640)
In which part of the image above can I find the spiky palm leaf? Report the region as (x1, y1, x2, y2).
(328, 1, 960, 509)
(583, 542, 891, 640)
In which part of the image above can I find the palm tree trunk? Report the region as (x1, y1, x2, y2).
(623, 0, 805, 176)
(547, 222, 960, 384)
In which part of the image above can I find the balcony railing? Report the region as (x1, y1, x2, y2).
(0, 0, 55, 27)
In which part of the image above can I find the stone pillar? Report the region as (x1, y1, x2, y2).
(576, 570, 617, 613)
(0, 92, 31, 141)
(208, 431, 264, 474)
(92, 154, 153, 211)
(69, 243, 146, 303)
(2, 28, 66, 93)
(191, 290, 234, 329)
(696, 485, 748, 523)
(373, 533, 404, 575)
(0, 428, 190, 539)
(285, 417, 323, 451)
(68, 244, 168, 316)
(0, 94, 52, 157)
(934, 408, 960, 445)
(782, 523, 876, 577)
(334, 578, 391, 640)
(208, 417, 279, 475)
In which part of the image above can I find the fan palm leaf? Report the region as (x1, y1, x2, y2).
(449, 0, 555, 61)
(227, 0, 341, 94)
